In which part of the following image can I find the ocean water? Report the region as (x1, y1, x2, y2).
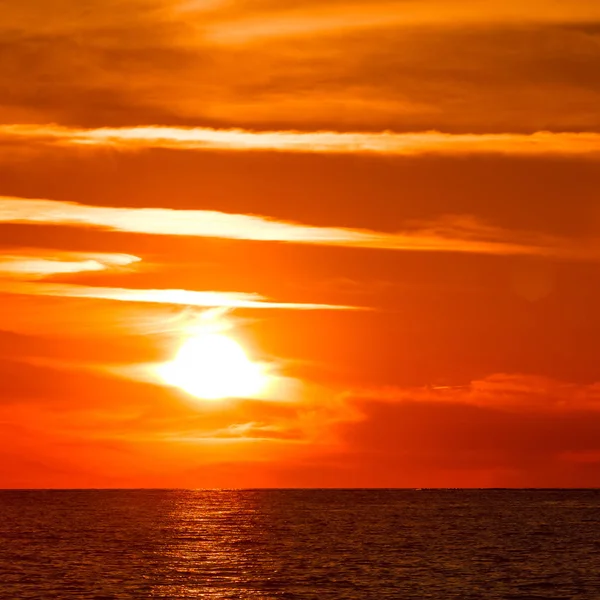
(0, 490, 599, 599)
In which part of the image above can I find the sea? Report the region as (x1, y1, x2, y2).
(0, 489, 599, 599)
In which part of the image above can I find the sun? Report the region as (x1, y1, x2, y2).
(159, 332, 267, 400)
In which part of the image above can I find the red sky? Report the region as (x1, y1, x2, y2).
(1, 0, 600, 488)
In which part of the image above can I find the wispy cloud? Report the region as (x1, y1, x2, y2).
(3, 124, 600, 157)
(350, 373, 600, 413)
(0, 197, 581, 258)
(0, 281, 358, 311)
(198, 0, 600, 44)
(167, 421, 305, 442)
(0, 251, 140, 279)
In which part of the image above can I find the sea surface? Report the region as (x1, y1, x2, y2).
(0, 489, 599, 599)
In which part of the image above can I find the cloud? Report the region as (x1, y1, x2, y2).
(0, 281, 357, 311)
(0, 250, 140, 278)
(4, 124, 600, 157)
(0, 196, 584, 258)
(199, 0, 600, 44)
(169, 421, 305, 442)
(2, 2, 600, 132)
(328, 373, 600, 486)
(350, 373, 600, 413)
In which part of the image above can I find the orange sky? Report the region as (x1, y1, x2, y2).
(2, 0, 600, 488)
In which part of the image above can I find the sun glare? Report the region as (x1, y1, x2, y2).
(159, 333, 267, 400)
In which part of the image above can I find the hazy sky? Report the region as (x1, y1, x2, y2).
(2, 0, 600, 488)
